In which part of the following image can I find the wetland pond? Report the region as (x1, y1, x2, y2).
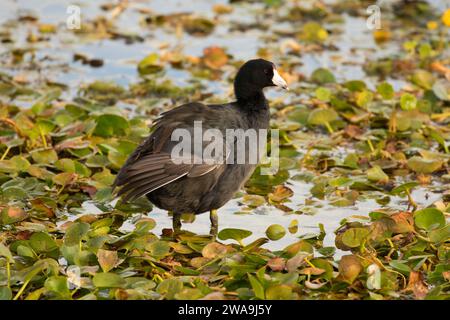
(0, 0, 449, 300)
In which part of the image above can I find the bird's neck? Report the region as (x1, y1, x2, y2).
(235, 87, 268, 112)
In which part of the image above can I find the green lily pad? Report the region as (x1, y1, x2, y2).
(307, 108, 338, 127)
(265, 224, 286, 241)
(413, 208, 445, 231)
(44, 276, 71, 298)
(30, 232, 58, 253)
(428, 225, 450, 243)
(265, 284, 294, 300)
(341, 227, 370, 248)
(311, 68, 335, 84)
(94, 114, 129, 137)
(400, 93, 417, 111)
(218, 228, 252, 244)
(367, 165, 389, 183)
(64, 222, 90, 246)
(376, 82, 394, 99)
(30, 149, 58, 165)
(315, 87, 331, 101)
(93, 272, 126, 288)
(407, 156, 442, 174)
(137, 53, 163, 75)
(344, 80, 367, 92)
(0, 287, 12, 300)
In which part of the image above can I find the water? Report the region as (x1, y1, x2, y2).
(1, 0, 448, 250)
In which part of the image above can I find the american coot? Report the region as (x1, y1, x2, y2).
(113, 59, 288, 234)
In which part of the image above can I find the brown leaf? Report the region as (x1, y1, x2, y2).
(6, 206, 27, 219)
(268, 185, 294, 203)
(212, 4, 233, 15)
(202, 242, 228, 259)
(338, 255, 362, 284)
(390, 211, 414, 234)
(267, 257, 286, 271)
(202, 46, 228, 70)
(30, 199, 55, 218)
(344, 124, 364, 138)
(299, 267, 325, 275)
(97, 249, 120, 273)
(405, 271, 428, 300)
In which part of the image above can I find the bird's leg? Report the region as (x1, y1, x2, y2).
(209, 209, 218, 238)
(172, 212, 181, 234)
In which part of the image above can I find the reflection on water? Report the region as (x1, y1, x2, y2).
(73, 182, 442, 252)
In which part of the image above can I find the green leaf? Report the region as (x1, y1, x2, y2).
(10, 156, 30, 172)
(390, 182, 419, 195)
(0, 287, 12, 300)
(376, 82, 394, 99)
(341, 228, 370, 248)
(137, 53, 163, 75)
(315, 87, 331, 101)
(31, 89, 61, 114)
(411, 70, 434, 89)
(64, 222, 90, 246)
(367, 165, 389, 183)
(218, 228, 252, 244)
(92, 272, 126, 288)
(94, 114, 129, 138)
(52, 172, 77, 186)
(307, 108, 338, 126)
(413, 208, 445, 231)
(29, 232, 58, 253)
(400, 93, 417, 111)
(36, 119, 56, 135)
(146, 240, 171, 258)
(248, 274, 265, 299)
(134, 218, 156, 235)
(30, 148, 58, 164)
(157, 278, 184, 300)
(44, 276, 71, 298)
(311, 68, 335, 84)
(407, 156, 442, 174)
(265, 224, 286, 241)
(0, 242, 13, 261)
(300, 22, 328, 43)
(389, 261, 411, 274)
(429, 225, 450, 243)
(265, 285, 293, 300)
(356, 90, 373, 108)
(344, 80, 367, 92)
(288, 219, 298, 234)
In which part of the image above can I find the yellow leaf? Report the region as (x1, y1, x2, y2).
(97, 249, 119, 273)
(442, 9, 450, 27)
(427, 21, 438, 30)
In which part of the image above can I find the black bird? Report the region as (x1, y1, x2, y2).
(113, 59, 288, 234)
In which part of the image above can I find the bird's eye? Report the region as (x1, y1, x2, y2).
(264, 69, 270, 75)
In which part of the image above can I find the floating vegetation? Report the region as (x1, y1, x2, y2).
(0, 0, 449, 300)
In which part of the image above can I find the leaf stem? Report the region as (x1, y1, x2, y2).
(6, 259, 11, 288)
(0, 146, 10, 160)
(13, 278, 31, 300)
(324, 122, 334, 134)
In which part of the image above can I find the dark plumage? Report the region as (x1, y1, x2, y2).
(113, 59, 288, 233)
